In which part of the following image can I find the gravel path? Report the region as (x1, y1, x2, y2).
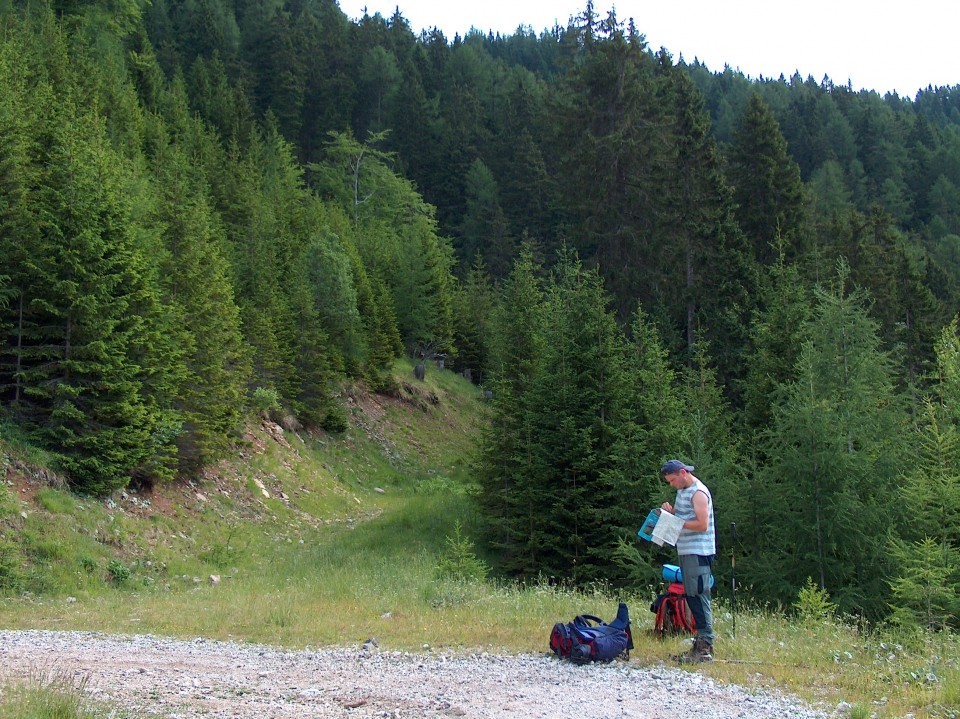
(0, 630, 832, 718)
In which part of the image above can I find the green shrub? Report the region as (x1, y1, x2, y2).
(321, 404, 349, 433)
(0, 483, 17, 519)
(252, 387, 281, 415)
(106, 559, 131, 584)
(0, 540, 24, 593)
(793, 577, 837, 620)
(436, 521, 488, 582)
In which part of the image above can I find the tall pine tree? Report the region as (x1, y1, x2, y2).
(728, 93, 809, 266)
(477, 244, 545, 575)
(13, 101, 175, 494)
(757, 261, 905, 617)
(519, 249, 628, 582)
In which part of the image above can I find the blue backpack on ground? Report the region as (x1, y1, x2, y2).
(549, 602, 633, 663)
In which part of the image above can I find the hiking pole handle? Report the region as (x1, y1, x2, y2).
(730, 522, 737, 569)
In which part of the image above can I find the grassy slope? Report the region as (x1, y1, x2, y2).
(1, 359, 959, 718)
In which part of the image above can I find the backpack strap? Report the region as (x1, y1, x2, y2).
(653, 595, 669, 636)
(609, 602, 630, 630)
(573, 614, 606, 628)
(675, 595, 697, 633)
(611, 602, 633, 650)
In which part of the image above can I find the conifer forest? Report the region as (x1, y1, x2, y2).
(3, 0, 960, 625)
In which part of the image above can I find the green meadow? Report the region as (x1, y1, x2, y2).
(1, 362, 957, 718)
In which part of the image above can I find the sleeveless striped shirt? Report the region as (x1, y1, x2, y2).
(673, 477, 716, 556)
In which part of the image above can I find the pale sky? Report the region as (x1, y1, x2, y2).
(336, 1, 957, 98)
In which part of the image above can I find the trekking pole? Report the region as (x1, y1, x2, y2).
(730, 522, 737, 637)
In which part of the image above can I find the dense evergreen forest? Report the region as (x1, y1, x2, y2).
(3, 0, 960, 625)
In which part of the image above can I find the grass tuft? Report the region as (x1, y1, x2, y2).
(0, 668, 129, 719)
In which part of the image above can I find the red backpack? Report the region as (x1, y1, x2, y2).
(651, 582, 696, 636)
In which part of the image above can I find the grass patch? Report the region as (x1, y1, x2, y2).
(0, 365, 957, 718)
(0, 669, 131, 719)
(1, 498, 958, 717)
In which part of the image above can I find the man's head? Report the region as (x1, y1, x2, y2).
(661, 459, 693, 476)
(660, 459, 694, 488)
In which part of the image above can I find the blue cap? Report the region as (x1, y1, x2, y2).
(661, 459, 694, 475)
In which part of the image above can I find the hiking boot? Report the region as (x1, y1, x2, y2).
(674, 637, 713, 664)
(692, 638, 714, 662)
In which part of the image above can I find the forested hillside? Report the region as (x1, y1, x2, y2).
(2, 0, 960, 625)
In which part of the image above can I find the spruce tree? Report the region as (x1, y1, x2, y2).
(654, 57, 757, 398)
(898, 401, 960, 549)
(367, 274, 404, 374)
(520, 249, 627, 582)
(888, 536, 959, 629)
(487, 69, 556, 252)
(728, 93, 809, 266)
(741, 249, 812, 435)
(458, 159, 514, 280)
(477, 244, 544, 575)
(151, 143, 250, 471)
(885, 322, 960, 627)
(228, 131, 296, 401)
(287, 264, 337, 428)
(0, 35, 37, 409)
(933, 317, 960, 427)
(17, 103, 173, 494)
(451, 255, 494, 384)
(547, 7, 661, 321)
(605, 307, 686, 583)
(759, 261, 905, 617)
(317, 202, 402, 382)
(828, 206, 946, 382)
(300, 226, 363, 375)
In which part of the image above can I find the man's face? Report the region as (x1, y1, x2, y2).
(663, 470, 686, 489)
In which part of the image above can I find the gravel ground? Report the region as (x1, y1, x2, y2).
(0, 630, 834, 719)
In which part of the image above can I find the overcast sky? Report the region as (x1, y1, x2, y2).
(336, 1, 957, 98)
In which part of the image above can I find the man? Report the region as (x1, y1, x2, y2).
(660, 459, 715, 663)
